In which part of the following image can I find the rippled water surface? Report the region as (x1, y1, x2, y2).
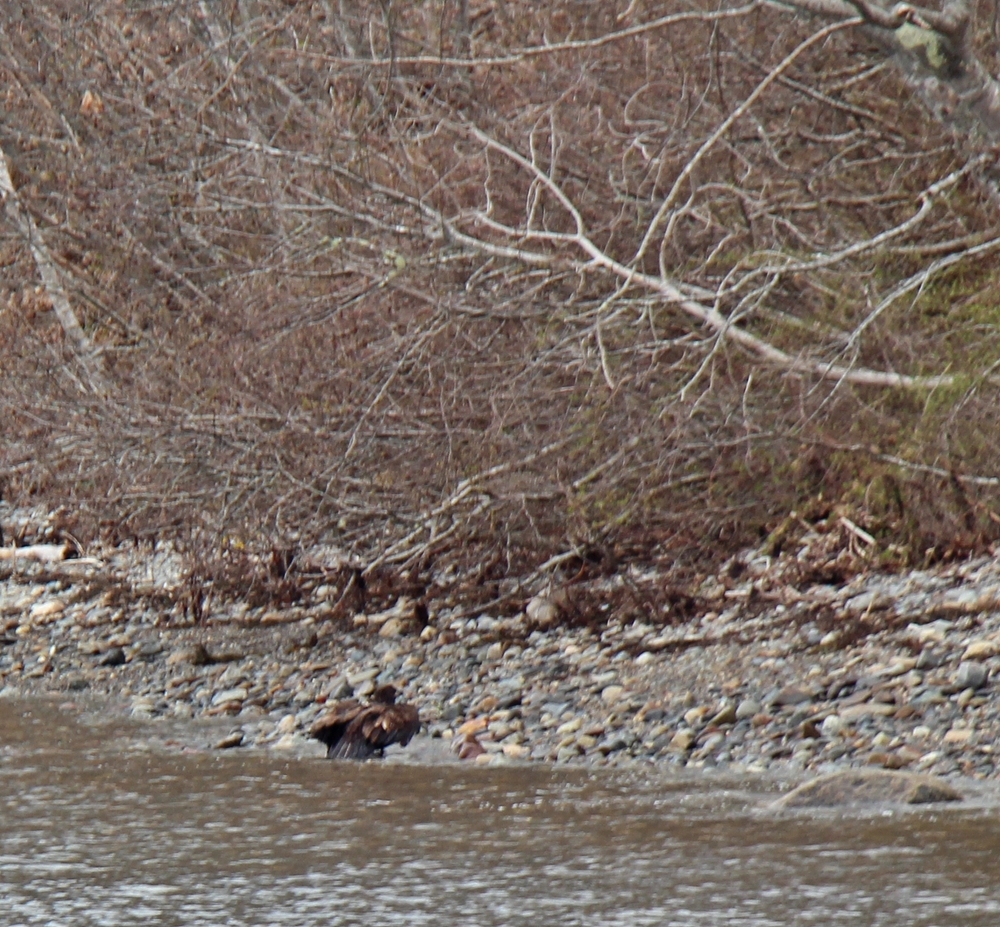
(2, 698, 1000, 926)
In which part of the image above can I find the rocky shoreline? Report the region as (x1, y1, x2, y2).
(3, 525, 1000, 780)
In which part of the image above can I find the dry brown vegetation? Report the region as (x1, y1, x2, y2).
(3, 0, 1000, 609)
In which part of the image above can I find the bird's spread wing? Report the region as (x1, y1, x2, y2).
(360, 704, 421, 748)
(311, 699, 420, 758)
(309, 700, 363, 746)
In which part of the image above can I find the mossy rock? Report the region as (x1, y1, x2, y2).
(771, 769, 963, 809)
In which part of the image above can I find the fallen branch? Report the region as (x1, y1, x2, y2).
(0, 543, 70, 563)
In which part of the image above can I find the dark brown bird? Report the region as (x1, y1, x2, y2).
(310, 684, 420, 759)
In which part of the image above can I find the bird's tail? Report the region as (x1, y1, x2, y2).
(329, 736, 379, 760)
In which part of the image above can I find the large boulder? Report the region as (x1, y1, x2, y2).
(771, 769, 963, 809)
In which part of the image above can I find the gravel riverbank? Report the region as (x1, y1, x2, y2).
(4, 527, 1000, 779)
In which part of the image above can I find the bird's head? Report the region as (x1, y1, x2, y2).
(372, 684, 399, 705)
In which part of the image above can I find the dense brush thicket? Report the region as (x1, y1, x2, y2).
(2, 0, 1000, 592)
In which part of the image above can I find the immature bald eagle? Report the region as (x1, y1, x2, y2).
(310, 684, 420, 759)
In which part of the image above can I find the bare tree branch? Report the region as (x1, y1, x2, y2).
(0, 142, 106, 394)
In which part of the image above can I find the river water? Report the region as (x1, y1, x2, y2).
(2, 698, 1000, 926)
